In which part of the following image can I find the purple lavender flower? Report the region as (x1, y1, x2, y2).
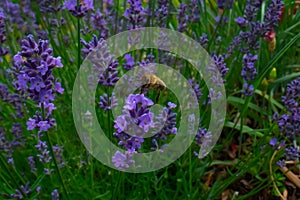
(274, 77, 300, 167)
(241, 53, 258, 81)
(188, 78, 202, 101)
(10, 182, 31, 199)
(278, 110, 300, 139)
(284, 146, 300, 161)
(152, 102, 177, 140)
(269, 138, 277, 147)
(53, 144, 65, 168)
(282, 78, 300, 112)
(63, 0, 94, 17)
(241, 53, 258, 96)
(217, 0, 234, 9)
(123, 0, 147, 30)
(276, 159, 286, 168)
(199, 33, 208, 47)
(38, 0, 62, 13)
(36, 186, 41, 195)
(0, 11, 6, 44)
(10, 189, 23, 199)
(44, 168, 54, 175)
(28, 156, 37, 172)
(235, 17, 247, 28)
(195, 128, 209, 146)
(81, 35, 119, 87)
(155, 0, 169, 27)
(113, 94, 155, 150)
(80, 34, 100, 54)
(112, 150, 136, 169)
(98, 93, 118, 111)
(91, 9, 109, 38)
(3, 1, 37, 32)
(215, 15, 228, 24)
(123, 54, 135, 70)
(264, 0, 284, 31)
(244, 0, 262, 22)
(211, 54, 229, 78)
(35, 140, 52, 164)
(12, 35, 63, 132)
(194, 128, 213, 158)
(188, 0, 200, 23)
(177, 3, 189, 32)
(51, 189, 59, 200)
(206, 54, 228, 87)
(98, 60, 119, 87)
(243, 83, 254, 97)
(20, 182, 31, 195)
(0, 11, 8, 57)
(11, 123, 23, 147)
(225, 35, 241, 59)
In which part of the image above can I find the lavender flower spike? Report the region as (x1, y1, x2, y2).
(63, 0, 94, 17)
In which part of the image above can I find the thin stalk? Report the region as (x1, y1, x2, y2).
(112, 171, 122, 200)
(0, 154, 24, 192)
(114, 0, 120, 34)
(41, 103, 69, 199)
(189, 146, 192, 197)
(270, 150, 285, 200)
(77, 17, 81, 70)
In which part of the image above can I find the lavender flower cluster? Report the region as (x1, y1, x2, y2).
(63, 0, 94, 18)
(113, 94, 155, 150)
(0, 11, 8, 57)
(278, 78, 300, 139)
(12, 35, 64, 132)
(226, 0, 283, 96)
(271, 78, 300, 168)
(123, 0, 147, 30)
(112, 94, 178, 169)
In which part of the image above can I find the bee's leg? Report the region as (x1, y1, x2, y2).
(141, 84, 149, 94)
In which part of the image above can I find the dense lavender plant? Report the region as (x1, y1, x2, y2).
(226, 0, 283, 95)
(273, 78, 300, 168)
(2, 0, 37, 32)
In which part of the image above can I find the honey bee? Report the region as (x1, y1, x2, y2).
(140, 73, 166, 103)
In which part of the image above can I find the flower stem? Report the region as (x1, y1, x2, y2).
(41, 103, 69, 199)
